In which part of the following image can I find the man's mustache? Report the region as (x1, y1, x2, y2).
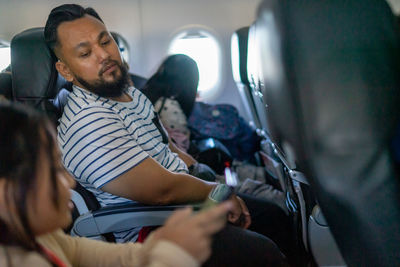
(98, 60, 121, 76)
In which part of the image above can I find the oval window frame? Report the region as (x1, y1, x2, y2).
(167, 25, 223, 101)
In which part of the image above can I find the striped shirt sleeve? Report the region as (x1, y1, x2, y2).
(60, 105, 149, 189)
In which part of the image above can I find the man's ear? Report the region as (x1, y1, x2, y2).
(55, 61, 74, 82)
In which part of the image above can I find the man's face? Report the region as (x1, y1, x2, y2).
(55, 15, 128, 97)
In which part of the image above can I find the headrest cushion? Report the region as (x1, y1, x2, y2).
(11, 27, 59, 100)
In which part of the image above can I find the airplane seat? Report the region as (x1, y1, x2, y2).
(10, 27, 72, 125)
(110, 31, 148, 89)
(245, 23, 300, 186)
(256, 0, 400, 266)
(246, 24, 270, 136)
(237, 23, 318, 266)
(231, 27, 260, 130)
(231, 26, 309, 251)
(10, 27, 189, 241)
(0, 71, 12, 100)
(231, 25, 292, 187)
(130, 73, 148, 90)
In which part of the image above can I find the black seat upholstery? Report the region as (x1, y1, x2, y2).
(11, 27, 72, 124)
(233, 23, 320, 265)
(130, 73, 148, 90)
(256, 0, 400, 265)
(0, 71, 12, 100)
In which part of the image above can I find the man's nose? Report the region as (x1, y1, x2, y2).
(94, 45, 110, 62)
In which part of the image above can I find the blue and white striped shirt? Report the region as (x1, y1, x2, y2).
(57, 85, 188, 242)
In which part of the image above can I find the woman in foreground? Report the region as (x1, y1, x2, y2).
(0, 102, 231, 267)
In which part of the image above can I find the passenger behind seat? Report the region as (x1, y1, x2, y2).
(141, 54, 197, 151)
(142, 54, 261, 165)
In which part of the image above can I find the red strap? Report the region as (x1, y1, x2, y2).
(39, 245, 68, 267)
(137, 226, 158, 243)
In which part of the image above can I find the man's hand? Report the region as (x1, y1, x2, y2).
(227, 195, 251, 229)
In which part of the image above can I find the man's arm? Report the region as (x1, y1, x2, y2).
(101, 156, 251, 228)
(101, 156, 215, 205)
(60, 107, 249, 227)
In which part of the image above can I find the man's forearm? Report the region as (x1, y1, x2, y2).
(153, 173, 216, 205)
(101, 157, 216, 206)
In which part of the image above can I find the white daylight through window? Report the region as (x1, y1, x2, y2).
(0, 44, 10, 72)
(169, 30, 221, 99)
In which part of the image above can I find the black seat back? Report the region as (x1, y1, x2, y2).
(246, 24, 271, 134)
(231, 27, 260, 129)
(0, 71, 12, 100)
(256, 0, 400, 265)
(10, 27, 102, 211)
(11, 27, 72, 125)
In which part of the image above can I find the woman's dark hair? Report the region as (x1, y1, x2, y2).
(44, 4, 103, 53)
(0, 102, 60, 265)
(142, 54, 199, 117)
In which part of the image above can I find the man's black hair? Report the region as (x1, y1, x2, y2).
(44, 4, 103, 53)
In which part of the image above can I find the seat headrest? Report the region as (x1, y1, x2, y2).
(256, 0, 400, 265)
(10, 27, 72, 124)
(256, 0, 400, 150)
(0, 72, 12, 100)
(231, 27, 250, 85)
(11, 27, 60, 102)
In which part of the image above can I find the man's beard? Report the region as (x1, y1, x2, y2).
(75, 60, 129, 98)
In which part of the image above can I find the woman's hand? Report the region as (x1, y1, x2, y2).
(152, 201, 232, 263)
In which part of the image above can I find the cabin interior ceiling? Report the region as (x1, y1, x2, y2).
(0, 0, 399, 117)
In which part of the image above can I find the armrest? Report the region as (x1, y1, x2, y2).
(71, 202, 201, 238)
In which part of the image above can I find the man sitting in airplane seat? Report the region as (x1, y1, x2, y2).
(45, 4, 292, 266)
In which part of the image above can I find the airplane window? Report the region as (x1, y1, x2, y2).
(0, 42, 11, 72)
(111, 33, 130, 64)
(168, 30, 221, 99)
